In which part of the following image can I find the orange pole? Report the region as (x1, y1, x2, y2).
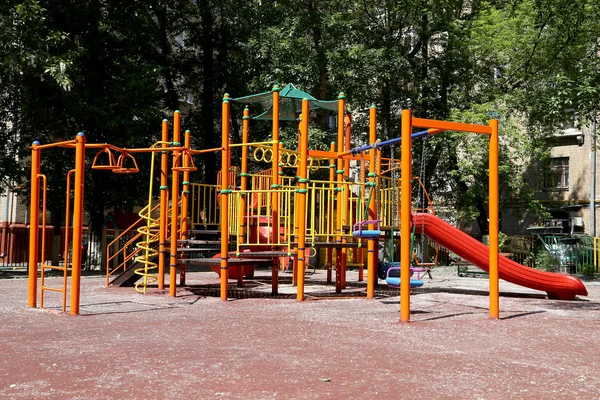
(400, 110, 412, 322)
(341, 111, 351, 289)
(296, 99, 309, 301)
(327, 142, 335, 284)
(238, 107, 250, 287)
(158, 119, 169, 290)
(335, 92, 345, 293)
(169, 111, 181, 297)
(180, 130, 191, 286)
(28, 141, 41, 308)
(489, 119, 500, 319)
(64, 170, 74, 306)
(39, 174, 47, 309)
(273, 142, 283, 293)
(220, 95, 231, 301)
(367, 105, 377, 298)
(70, 132, 86, 315)
(292, 118, 301, 287)
(271, 85, 281, 250)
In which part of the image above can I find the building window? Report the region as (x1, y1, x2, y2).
(562, 109, 577, 131)
(545, 157, 569, 190)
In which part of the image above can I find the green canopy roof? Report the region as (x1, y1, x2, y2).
(232, 83, 339, 121)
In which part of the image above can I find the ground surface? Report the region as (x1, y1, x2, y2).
(1, 266, 599, 399)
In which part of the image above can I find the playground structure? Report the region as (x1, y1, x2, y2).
(27, 84, 588, 321)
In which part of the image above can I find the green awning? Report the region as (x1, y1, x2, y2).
(232, 83, 341, 121)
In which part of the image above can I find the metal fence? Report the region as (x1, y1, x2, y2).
(1, 224, 104, 271)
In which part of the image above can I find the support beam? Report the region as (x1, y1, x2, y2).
(400, 110, 412, 323)
(489, 119, 499, 319)
(70, 133, 86, 315)
(28, 142, 41, 308)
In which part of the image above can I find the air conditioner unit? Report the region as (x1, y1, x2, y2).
(572, 217, 584, 227)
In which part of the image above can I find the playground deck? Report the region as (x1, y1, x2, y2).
(1, 268, 599, 399)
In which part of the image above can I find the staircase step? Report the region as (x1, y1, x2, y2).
(188, 229, 221, 235)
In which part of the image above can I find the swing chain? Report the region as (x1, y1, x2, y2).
(418, 136, 430, 262)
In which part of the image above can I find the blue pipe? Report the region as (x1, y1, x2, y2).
(349, 129, 430, 155)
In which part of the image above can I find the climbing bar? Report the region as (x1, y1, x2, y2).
(413, 118, 491, 134)
(189, 146, 223, 155)
(229, 140, 278, 148)
(340, 128, 446, 157)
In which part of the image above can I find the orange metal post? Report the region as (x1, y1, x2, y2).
(238, 107, 250, 287)
(335, 92, 345, 293)
(367, 105, 377, 299)
(169, 111, 181, 297)
(400, 110, 412, 322)
(180, 130, 191, 286)
(158, 119, 169, 290)
(296, 99, 309, 301)
(64, 170, 74, 306)
(27, 141, 41, 308)
(489, 119, 500, 319)
(220, 95, 231, 301)
(271, 85, 281, 250)
(327, 142, 335, 284)
(70, 133, 86, 315)
(341, 112, 351, 289)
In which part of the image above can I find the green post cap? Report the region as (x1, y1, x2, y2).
(174, 110, 180, 113)
(370, 104, 376, 109)
(223, 93, 230, 102)
(163, 119, 168, 122)
(185, 130, 191, 133)
(338, 92, 346, 99)
(272, 84, 281, 92)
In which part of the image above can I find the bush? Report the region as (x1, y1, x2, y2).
(580, 263, 596, 278)
(532, 251, 561, 272)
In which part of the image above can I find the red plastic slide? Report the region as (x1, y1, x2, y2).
(412, 213, 588, 300)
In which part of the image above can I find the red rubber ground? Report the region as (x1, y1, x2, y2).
(1, 269, 599, 399)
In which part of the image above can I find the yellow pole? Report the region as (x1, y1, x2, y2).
(327, 142, 335, 284)
(335, 92, 345, 293)
(28, 141, 41, 308)
(180, 130, 191, 286)
(400, 110, 412, 323)
(367, 105, 377, 299)
(70, 132, 86, 315)
(297, 99, 309, 301)
(158, 119, 168, 289)
(489, 119, 500, 319)
(220, 95, 231, 301)
(271, 85, 281, 249)
(240, 107, 250, 242)
(169, 111, 181, 297)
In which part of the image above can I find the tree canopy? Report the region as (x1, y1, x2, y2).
(1, 0, 599, 232)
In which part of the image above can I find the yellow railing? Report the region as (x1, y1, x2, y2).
(232, 187, 295, 255)
(190, 183, 220, 229)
